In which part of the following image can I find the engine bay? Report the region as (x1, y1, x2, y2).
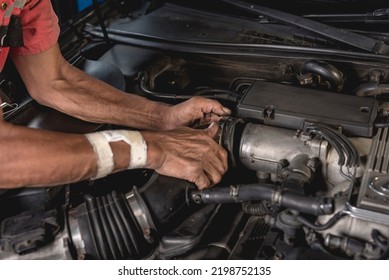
(1, 0, 389, 260)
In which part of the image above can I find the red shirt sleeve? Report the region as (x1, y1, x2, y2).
(10, 0, 60, 56)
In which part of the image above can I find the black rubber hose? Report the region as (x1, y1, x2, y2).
(101, 195, 126, 258)
(281, 192, 334, 216)
(295, 211, 347, 230)
(355, 82, 389, 97)
(307, 124, 359, 167)
(326, 125, 359, 166)
(314, 125, 351, 162)
(95, 196, 118, 259)
(106, 193, 137, 257)
(139, 73, 240, 102)
(320, 125, 359, 165)
(192, 184, 274, 204)
(111, 191, 144, 256)
(190, 184, 334, 216)
(85, 195, 110, 259)
(306, 127, 346, 165)
(315, 124, 359, 166)
(300, 60, 344, 92)
(78, 192, 153, 259)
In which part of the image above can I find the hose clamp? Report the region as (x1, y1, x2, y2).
(230, 185, 240, 202)
(125, 187, 157, 243)
(272, 190, 283, 205)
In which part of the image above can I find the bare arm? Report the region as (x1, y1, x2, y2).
(4, 44, 229, 189)
(11, 44, 230, 130)
(0, 117, 227, 189)
(0, 118, 130, 188)
(11, 43, 171, 130)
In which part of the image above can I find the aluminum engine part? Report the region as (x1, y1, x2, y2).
(316, 129, 389, 252)
(357, 127, 389, 213)
(221, 120, 368, 186)
(238, 123, 328, 174)
(317, 195, 389, 253)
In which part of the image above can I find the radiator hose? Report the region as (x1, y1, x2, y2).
(189, 184, 334, 216)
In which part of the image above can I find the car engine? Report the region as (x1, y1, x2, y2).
(1, 0, 389, 260)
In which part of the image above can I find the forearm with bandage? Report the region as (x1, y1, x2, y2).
(84, 130, 147, 179)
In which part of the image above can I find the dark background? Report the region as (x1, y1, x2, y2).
(50, 0, 105, 26)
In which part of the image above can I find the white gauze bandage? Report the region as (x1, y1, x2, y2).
(84, 132, 114, 179)
(85, 130, 148, 179)
(100, 130, 148, 169)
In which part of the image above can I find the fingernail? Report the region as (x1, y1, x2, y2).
(222, 107, 231, 114)
(208, 122, 216, 128)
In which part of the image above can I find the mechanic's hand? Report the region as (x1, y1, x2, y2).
(142, 123, 228, 189)
(163, 96, 231, 130)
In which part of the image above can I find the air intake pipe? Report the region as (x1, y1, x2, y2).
(68, 191, 153, 260)
(67, 173, 195, 260)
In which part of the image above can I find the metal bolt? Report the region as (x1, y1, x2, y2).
(143, 228, 151, 237)
(307, 157, 320, 169)
(264, 107, 275, 119)
(193, 195, 202, 204)
(369, 70, 384, 82)
(1, 2, 7, 10)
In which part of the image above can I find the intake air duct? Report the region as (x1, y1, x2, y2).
(68, 191, 154, 260)
(67, 173, 196, 260)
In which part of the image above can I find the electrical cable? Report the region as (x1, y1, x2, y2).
(139, 72, 241, 102)
(305, 123, 359, 167)
(296, 211, 347, 231)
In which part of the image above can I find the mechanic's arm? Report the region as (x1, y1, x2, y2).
(0, 116, 226, 189)
(11, 44, 230, 130)
(0, 117, 127, 188)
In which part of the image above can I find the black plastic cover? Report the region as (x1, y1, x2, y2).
(237, 81, 378, 137)
(158, 204, 217, 259)
(0, 208, 59, 255)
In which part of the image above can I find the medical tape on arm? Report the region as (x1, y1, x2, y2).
(85, 130, 148, 179)
(84, 132, 114, 179)
(100, 130, 147, 169)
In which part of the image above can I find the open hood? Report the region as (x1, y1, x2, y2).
(1, 0, 389, 260)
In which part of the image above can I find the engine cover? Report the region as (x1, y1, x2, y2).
(237, 81, 378, 137)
